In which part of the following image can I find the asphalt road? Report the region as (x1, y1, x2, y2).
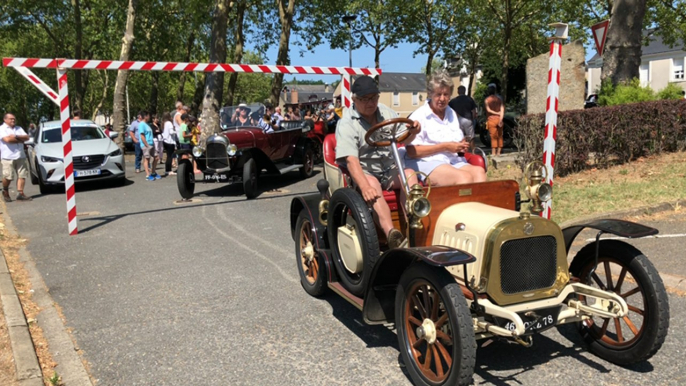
(3, 159, 685, 386)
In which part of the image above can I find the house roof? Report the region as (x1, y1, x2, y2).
(351, 72, 427, 93)
(588, 30, 685, 64)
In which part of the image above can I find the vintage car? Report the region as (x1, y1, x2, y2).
(289, 118, 669, 386)
(177, 103, 316, 199)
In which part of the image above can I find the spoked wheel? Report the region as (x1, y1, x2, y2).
(295, 209, 326, 297)
(299, 147, 315, 178)
(395, 263, 476, 386)
(569, 240, 669, 365)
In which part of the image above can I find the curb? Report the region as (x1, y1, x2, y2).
(0, 246, 43, 385)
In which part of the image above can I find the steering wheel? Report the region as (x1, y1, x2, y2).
(364, 118, 414, 147)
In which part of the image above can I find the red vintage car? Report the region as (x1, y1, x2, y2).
(176, 103, 316, 199)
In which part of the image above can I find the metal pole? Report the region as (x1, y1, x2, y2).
(348, 23, 353, 68)
(56, 66, 78, 235)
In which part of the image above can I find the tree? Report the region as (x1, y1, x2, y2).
(226, 0, 247, 107)
(601, 0, 648, 84)
(200, 0, 231, 140)
(112, 0, 139, 149)
(269, 0, 297, 106)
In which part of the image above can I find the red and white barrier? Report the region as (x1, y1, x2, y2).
(542, 24, 568, 219)
(342, 74, 352, 109)
(3, 56, 382, 235)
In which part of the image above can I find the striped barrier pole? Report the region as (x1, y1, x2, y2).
(542, 23, 568, 219)
(342, 74, 352, 110)
(57, 67, 78, 235)
(13, 67, 59, 105)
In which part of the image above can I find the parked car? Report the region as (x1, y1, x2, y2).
(176, 103, 316, 200)
(123, 129, 134, 151)
(26, 120, 125, 194)
(290, 118, 669, 386)
(585, 93, 599, 109)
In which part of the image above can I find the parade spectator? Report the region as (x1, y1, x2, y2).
(103, 123, 112, 139)
(334, 98, 343, 119)
(138, 111, 160, 181)
(485, 85, 505, 156)
(405, 71, 486, 186)
(0, 113, 32, 201)
(272, 107, 284, 128)
(128, 112, 143, 173)
(28, 123, 37, 138)
(161, 113, 176, 175)
(335, 76, 421, 249)
(151, 115, 164, 164)
(73, 110, 82, 120)
(292, 106, 302, 120)
(326, 103, 339, 132)
(448, 85, 478, 139)
(178, 113, 192, 151)
(258, 106, 276, 133)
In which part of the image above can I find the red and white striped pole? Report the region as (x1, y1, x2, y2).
(57, 67, 78, 235)
(542, 23, 568, 219)
(342, 74, 352, 110)
(14, 67, 59, 104)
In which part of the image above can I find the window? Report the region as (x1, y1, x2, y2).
(674, 58, 685, 80)
(393, 92, 400, 106)
(412, 92, 419, 106)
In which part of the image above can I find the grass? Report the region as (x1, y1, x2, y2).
(488, 151, 686, 224)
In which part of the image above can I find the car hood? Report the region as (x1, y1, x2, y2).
(37, 138, 120, 158)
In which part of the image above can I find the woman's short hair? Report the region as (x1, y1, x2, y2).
(427, 70, 454, 96)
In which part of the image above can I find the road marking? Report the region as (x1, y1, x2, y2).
(585, 233, 686, 242)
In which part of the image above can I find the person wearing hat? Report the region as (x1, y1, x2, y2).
(335, 76, 421, 249)
(232, 103, 253, 127)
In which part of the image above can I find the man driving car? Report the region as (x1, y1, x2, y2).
(335, 76, 421, 249)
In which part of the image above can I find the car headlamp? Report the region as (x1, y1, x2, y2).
(227, 144, 238, 156)
(192, 146, 204, 158)
(536, 183, 552, 202)
(108, 148, 123, 157)
(41, 155, 63, 163)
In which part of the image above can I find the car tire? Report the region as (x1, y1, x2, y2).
(37, 169, 53, 195)
(243, 158, 258, 199)
(395, 262, 476, 386)
(295, 209, 327, 297)
(327, 188, 379, 297)
(568, 240, 669, 365)
(299, 147, 315, 178)
(30, 159, 39, 185)
(177, 160, 195, 199)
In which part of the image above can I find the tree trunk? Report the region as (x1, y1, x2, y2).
(91, 70, 109, 121)
(226, 0, 246, 107)
(72, 0, 85, 113)
(270, 0, 296, 106)
(112, 0, 138, 149)
(501, 23, 511, 103)
(200, 0, 231, 140)
(149, 71, 159, 115)
(601, 0, 647, 85)
(177, 33, 195, 102)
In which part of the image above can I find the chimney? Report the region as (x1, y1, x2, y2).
(291, 89, 299, 104)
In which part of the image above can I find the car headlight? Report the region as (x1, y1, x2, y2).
(192, 146, 204, 157)
(41, 155, 62, 163)
(536, 183, 553, 202)
(108, 148, 123, 157)
(227, 144, 237, 156)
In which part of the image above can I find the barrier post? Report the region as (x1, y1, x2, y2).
(542, 23, 568, 219)
(342, 74, 352, 111)
(57, 66, 78, 235)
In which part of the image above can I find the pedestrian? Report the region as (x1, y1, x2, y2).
(272, 107, 284, 128)
(128, 112, 143, 173)
(161, 112, 177, 175)
(448, 85, 478, 140)
(0, 113, 32, 201)
(138, 111, 160, 181)
(73, 110, 81, 120)
(28, 123, 37, 138)
(151, 115, 164, 164)
(485, 85, 505, 156)
(682, 90, 685, 100)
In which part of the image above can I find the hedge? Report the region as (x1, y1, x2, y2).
(514, 99, 686, 176)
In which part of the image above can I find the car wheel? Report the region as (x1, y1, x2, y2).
(569, 240, 669, 365)
(243, 158, 258, 199)
(395, 263, 476, 386)
(30, 158, 39, 185)
(327, 188, 379, 297)
(295, 209, 327, 297)
(37, 169, 53, 195)
(177, 160, 195, 199)
(299, 147, 315, 178)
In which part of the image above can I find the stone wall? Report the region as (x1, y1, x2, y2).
(526, 40, 586, 115)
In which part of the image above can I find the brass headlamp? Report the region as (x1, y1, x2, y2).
(405, 172, 432, 229)
(524, 161, 553, 215)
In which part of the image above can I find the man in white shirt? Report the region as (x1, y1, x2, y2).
(0, 113, 32, 201)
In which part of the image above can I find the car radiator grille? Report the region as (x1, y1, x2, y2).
(206, 143, 229, 169)
(500, 236, 557, 294)
(73, 155, 105, 170)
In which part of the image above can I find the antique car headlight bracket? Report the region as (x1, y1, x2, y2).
(524, 161, 552, 215)
(227, 144, 238, 156)
(192, 146, 204, 158)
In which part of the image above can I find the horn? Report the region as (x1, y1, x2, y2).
(318, 200, 329, 226)
(409, 197, 431, 229)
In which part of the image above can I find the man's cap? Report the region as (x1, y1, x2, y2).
(351, 76, 379, 97)
(487, 83, 497, 88)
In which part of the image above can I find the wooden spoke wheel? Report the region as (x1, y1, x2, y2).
(569, 240, 669, 365)
(295, 209, 326, 297)
(395, 263, 476, 386)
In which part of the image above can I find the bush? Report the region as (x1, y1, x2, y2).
(598, 78, 655, 106)
(657, 83, 685, 100)
(515, 99, 686, 176)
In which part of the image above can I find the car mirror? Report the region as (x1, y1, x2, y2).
(109, 131, 119, 139)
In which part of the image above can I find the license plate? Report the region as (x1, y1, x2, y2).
(204, 173, 229, 181)
(495, 305, 561, 334)
(74, 169, 101, 177)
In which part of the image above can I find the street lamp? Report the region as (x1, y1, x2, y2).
(342, 15, 357, 68)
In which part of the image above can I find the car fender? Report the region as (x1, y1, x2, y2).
(290, 193, 327, 246)
(293, 136, 314, 165)
(562, 219, 658, 255)
(362, 246, 476, 325)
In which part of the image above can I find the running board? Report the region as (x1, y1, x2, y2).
(277, 164, 302, 174)
(328, 282, 364, 311)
